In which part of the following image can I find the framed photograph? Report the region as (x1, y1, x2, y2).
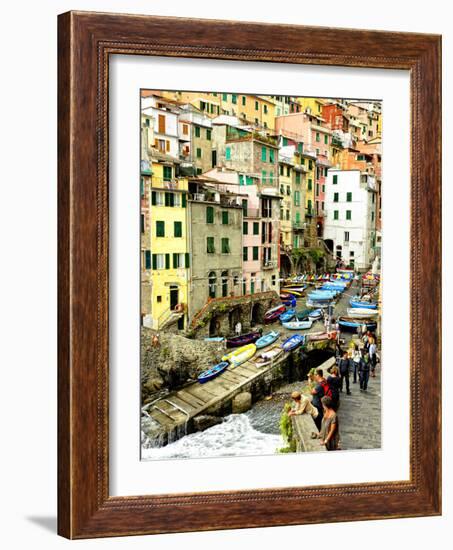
(58, 11, 441, 538)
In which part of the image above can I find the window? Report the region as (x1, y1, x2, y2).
(295, 211, 301, 224)
(243, 247, 248, 261)
(309, 160, 313, 170)
(182, 123, 188, 135)
(158, 114, 166, 133)
(242, 199, 248, 215)
(208, 272, 216, 298)
(371, 211, 375, 221)
(221, 238, 230, 254)
(294, 191, 300, 206)
(163, 166, 172, 181)
(140, 178, 145, 197)
(322, 185, 325, 193)
(206, 128, 211, 140)
(255, 100, 259, 110)
(156, 295, 162, 303)
(357, 154, 364, 161)
(272, 275, 276, 286)
(172, 253, 185, 268)
(222, 211, 229, 225)
(344, 231, 350, 242)
(279, 165, 284, 176)
(206, 206, 214, 224)
(346, 210, 352, 220)
(307, 200, 312, 213)
(246, 176, 253, 185)
(194, 126, 200, 138)
(174, 221, 182, 237)
(207, 237, 215, 254)
(286, 209, 290, 221)
(324, 134, 328, 144)
(239, 174, 244, 186)
(242, 96, 246, 106)
(347, 192, 352, 202)
(282, 137, 288, 146)
(243, 221, 248, 234)
(286, 185, 290, 195)
(286, 166, 290, 177)
(221, 271, 229, 297)
(145, 250, 151, 269)
(145, 118, 150, 127)
(225, 147, 231, 160)
(252, 246, 259, 260)
(153, 254, 165, 270)
(156, 221, 165, 237)
(295, 172, 301, 184)
(196, 148, 202, 158)
(308, 179, 313, 191)
(232, 94, 237, 104)
(316, 184, 319, 196)
(253, 222, 259, 235)
(316, 132, 320, 142)
(140, 214, 145, 234)
(334, 192, 339, 202)
(262, 170, 266, 183)
(350, 251, 355, 257)
(333, 174, 338, 184)
(269, 172, 274, 185)
(300, 157, 305, 165)
(372, 193, 376, 204)
(334, 210, 339, 220)
(222, 93, 228, 101)
(261, 146, 267, 161)
(264, 104, 268, 114)
(298, 142, 303, 153)
(269, 149, 274, 163)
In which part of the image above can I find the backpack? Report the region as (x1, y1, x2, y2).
(320, 379, 333, 399)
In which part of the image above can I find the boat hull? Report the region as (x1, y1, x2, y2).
(281, 334, 305, 351)
(197, 361, 229, 384)
(226, 331, 261, 348)
(222, 344, 257, 366)
(255, 331, 280, 349)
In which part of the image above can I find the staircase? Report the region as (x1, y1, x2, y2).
(158, 304, 185, 330)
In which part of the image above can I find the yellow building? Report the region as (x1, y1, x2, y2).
(296, 97, 325, 117)
(146, 161, 190, 331)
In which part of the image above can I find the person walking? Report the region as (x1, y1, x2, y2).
(327, 366, 341, 410)
(359, 349, 371, 391)
(369, 337, 377, 377)
(338, 351, 351, 395)
(352, 344, 361, 384)
(310, 368, 326, 431)
(318, 396, 340, 451)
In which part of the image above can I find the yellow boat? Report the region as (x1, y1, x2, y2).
(222, 344, 256, 366)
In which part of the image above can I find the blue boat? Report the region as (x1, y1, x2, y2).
(338, 316, 377, 332)
(308, 309, 323, 320)
(255, 330, 280, 349)
(282, 296, 297, 308)
(204, 336, 225, 342)
(349, 298, 378, 309)
(280, 308, 296, 323)
(281, 334, 305, 351)
(197, 361, 229, 384)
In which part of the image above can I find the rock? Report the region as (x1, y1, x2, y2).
(193, 414, 222, 432)
(232, 392, 252, 414)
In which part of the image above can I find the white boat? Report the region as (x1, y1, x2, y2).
(282, 319, 313, 330)
(347, 308, 379, 318)
(252, 345, 284, 367)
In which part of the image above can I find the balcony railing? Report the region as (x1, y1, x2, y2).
(293, 222, 305, 231)
(262, 260, 276, 269)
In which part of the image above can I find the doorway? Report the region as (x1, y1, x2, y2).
(170, 286, 179, 310)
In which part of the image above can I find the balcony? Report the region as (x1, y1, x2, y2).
(293, 221, 305, 231)
(244, 208, 260, 218)
(262, 260, 276, 269)
(305, 209, 314, 217)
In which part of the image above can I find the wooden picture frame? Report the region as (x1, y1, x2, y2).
(58, 11, 442, 539)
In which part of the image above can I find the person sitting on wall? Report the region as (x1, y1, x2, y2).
(151, 333, 160, 348)
(288, 391, 318, 420)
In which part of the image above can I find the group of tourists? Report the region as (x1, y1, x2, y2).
(288, 330, 380, 452)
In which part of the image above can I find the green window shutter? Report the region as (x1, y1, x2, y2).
(316, 132, 320, 142)
(206, 128, 211, 140)
(164, 192, 170, 206)
(182, 193, 187, 208)
(140, 178, 145, 197)
(225, 147, 231, 160)
(246, 176, 253, 185)
(151, 191, 156, 205)
(269, 149, 274, 163)
(243, 247, 248, 261)
(206, 206, 214, 224)
(255, 101, 259, 110)
(309, 160, 313, 170)
(169, 193, 175, 207)
(296, 211, 300, 223)
(334, 192, 339, 202)
(141, 215, 145, 233)
(333, 174, 338, 184)
(334, 210, 339, 220)
(261, 146, 266, 161)
(243, 221, 248, 234)
(195, 126, 200, 137)
(156, 221, 165, 237)
(145, 250, 151, 269)
(165, 254, 170, 269)
(307, 200, 312, 213)
(185, 253, 190, 268)
(222, 93, 228, 101)
(308, 179, 313, 190)
(346, 210, 352, 220)
(253, 222, 259, 235)
(324, 135, 328, 144)
(221, 238, 230, 253)
(163, 166, 172, 181)
(262, 170, 266, 183)
(298, 142, 303, 153)
(242, 96, 246, 106)
(239, 174, 244, 185)
(232, 94, 237, 104)
(347, 192, 352, 202)
(207, 237, 215, 253)
(172, 253, 178, 268)
(174, 221, 182, 237)
(301, 157, 305, 165)
(222, 211, 229, 225)
(269, 172, 274, 184)
(253, 246, 259, 260)
(295, 172, 301, 184)
(152, 253, 157, 270)
(282, 137, 288, 146)
(196, 148, 202, 158)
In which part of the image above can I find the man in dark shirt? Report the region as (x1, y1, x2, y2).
(338, 351, 351, 395)
(359, 350, 371, 391)
(310, 368, 325, 430)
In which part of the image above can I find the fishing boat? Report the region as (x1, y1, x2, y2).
(197, 361, 229, 384)
(281, 288, 304, 297)
(279, 292, 295, 300)
(264, 304, 286, 323)
(349, 297, 378, 309)
(252, 345, 284, 367)
(281, 295, 297, 308)
(307, 331, 337, 342)
(203, 336, 225, 342)
(281, 286, 306, 294)
(226, 330, 261, 348)
(222, 344, 256, 366)
(281, 334, 305, 351)
(347, 308, 379, 318)
(279, 308, 296, 323)
(308, 309, 323, 320)
(338, 317, 377, 332)
(282, 319, 313, 330)
(306, 299, 334, 308)
(296, 308, 312, 320)
(255, 330, 280, 349)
